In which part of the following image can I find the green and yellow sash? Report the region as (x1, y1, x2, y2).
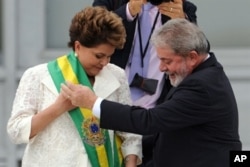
(47, 51, 124, 167)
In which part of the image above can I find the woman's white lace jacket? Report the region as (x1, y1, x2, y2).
(7, 63, 142, 167)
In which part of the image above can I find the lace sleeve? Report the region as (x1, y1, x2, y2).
(115, 68, 143, 164)
(7, 65, 44, 144)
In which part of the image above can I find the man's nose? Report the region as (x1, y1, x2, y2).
(159, 62, 168, 72)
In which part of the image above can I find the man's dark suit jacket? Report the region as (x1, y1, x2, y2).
(98, 53, 242, 167)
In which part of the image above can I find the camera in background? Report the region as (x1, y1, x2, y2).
(148, 0, 172, 6)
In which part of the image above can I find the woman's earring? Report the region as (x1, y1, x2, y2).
(75, 53, 78, 57)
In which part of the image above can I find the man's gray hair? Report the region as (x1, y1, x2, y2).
(151, 18, 209, 56)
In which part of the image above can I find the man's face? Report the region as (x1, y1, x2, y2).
(156, 46, 192, 87)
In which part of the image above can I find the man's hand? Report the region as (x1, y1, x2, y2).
(128, 0, 146, 17)
(60, 81, 97, 110)
(158, 0, 185, 19)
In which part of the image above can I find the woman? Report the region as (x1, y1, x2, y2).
(7, 6, 142, 167)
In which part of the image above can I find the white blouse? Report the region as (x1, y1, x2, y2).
(7, 63, 142, 167)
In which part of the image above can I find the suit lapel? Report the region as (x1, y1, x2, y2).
(165, 87, 176, 100)
(93, 66, 120, 99)
(42, 66, 120, 99)
(41, 75, 58, 96)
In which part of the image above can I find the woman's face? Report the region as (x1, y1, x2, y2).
(74, 41, 115, 76)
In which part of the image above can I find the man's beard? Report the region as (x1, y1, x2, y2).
(168, 61, 189, 87)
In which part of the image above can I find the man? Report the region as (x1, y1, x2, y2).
(93, 2, 197, 165)
(61, 19, 242, 167)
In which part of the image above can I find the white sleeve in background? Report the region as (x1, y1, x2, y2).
(126, 3, 137, 21)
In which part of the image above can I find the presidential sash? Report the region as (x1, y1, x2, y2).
(47, 51, 124, 167)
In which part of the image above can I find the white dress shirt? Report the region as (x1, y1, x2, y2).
(125, 3, 165, 109)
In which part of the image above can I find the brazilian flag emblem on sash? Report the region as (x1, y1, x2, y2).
(47, 51, 124, 167)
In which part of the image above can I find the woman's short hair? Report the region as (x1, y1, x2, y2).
(68, 6, 126, 50)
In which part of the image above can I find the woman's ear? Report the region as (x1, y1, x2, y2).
(74, 41, 81, 52)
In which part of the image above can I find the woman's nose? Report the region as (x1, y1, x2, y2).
(100, 57, 110, 66)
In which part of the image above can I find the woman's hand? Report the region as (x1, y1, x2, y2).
(61, 81, 98, 110)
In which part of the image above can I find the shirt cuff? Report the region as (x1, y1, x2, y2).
(126, 3, 136, 21)
(92, 97, 103, 118)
